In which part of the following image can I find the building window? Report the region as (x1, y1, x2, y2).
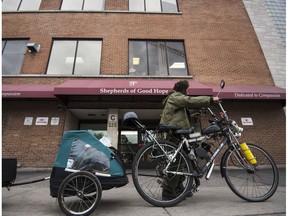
(129, 40, 188, 76)
(61, 0, 105, 11)
(79, 123, 107, 140)
(2, 0, 41, 11)
(47, 40, 102, 76)
(120, 130, 139, 164)
(129, 0, 178, 12)
(2, 40, 28, 75)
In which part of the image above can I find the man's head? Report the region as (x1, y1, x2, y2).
(173, 80, 189, 95)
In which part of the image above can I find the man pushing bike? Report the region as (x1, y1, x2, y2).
(159, 80, 219, 200)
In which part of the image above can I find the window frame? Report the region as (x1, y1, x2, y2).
(46, 39, 102, 76)
(128, 40, 188, 77)
(129, 0, 179, 12)
(61, 0, 105, 11)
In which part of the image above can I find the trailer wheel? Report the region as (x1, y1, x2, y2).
(58, 171, 102, 216)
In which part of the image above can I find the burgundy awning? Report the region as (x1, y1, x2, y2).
(212, 85, 286, 100)
(2, 81, 285, 102)
(54, 79, 213, 96)
(2, 84, 56, 98)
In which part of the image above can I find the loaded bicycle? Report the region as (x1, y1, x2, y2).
(123, 80, 279, 207)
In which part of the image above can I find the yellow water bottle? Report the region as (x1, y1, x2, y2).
(240, 143, 257, 165)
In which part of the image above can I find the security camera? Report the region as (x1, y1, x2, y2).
(27, 43, 41, 52)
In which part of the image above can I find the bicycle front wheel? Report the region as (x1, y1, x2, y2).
(132, 141, 193, 207)
(222, 143, 279, 202)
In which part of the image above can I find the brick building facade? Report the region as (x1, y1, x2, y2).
(2, 0, 285, 167)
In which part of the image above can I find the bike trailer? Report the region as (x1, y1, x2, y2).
(50, 130, 128, 197)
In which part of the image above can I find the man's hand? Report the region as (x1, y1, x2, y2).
(212, 96, 220, 102)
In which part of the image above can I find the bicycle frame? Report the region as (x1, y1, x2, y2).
(143, 125, 254, 181)
(143, 129, 227, 178)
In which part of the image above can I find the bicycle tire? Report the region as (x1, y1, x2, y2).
(132, 141, 193, 207)
(58, 171, 102, 216)
(222, 143, 279, 202)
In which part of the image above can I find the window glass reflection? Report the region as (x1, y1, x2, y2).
(129, 41, 148, 75)
(2, 0, 21, 11)
(146, 0, 161, 11)
(61, 0, 83, 10)
(148, 42, 168, 76)
(2, 40, 28, 75)
(47, 40, 102, 75)
(166, 42, 187, 76)
(19, 0, 41, 11)
(121, 131, 138, 144)
(74, 41, 102, 75)
(129, 40, 187, 76)
(162, 0, 178, 12)
(47, 41, 77, 75)
(129, 0, 145, 11)
(84, 0, 105, 10)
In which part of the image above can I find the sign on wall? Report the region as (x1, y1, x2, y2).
(241, 117, 253, 126)
(51, 117, 60, 125)
(35, 117, 49, 125)
(24, 117, 33, 125)
(108, 114, 118, 128)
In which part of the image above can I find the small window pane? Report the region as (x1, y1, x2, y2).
(129, 0, 144, 11)
(84, 0, 104, 10)
(162, 0, 178, 12)
(2, 0, 21, 11)
(2, 40, 28, 75)
(74, 41, 102, 75)
(148, 42, 168, 76)
(146, 0, 161, 12)
(61, 0, 83, 10)
(166, 42, 187, 76)
(79, 123, 107, 140)
(121, 131, 138, 144)
(129, 41, 148, 75)
(19, 0, 41, 11)
(47, 41, 77, 75)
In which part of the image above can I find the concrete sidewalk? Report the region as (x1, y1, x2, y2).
(2, 168, 286, 216)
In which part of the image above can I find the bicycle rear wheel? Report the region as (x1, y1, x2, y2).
(222, 143, 279, 202)
(132, 141, 193, 207)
